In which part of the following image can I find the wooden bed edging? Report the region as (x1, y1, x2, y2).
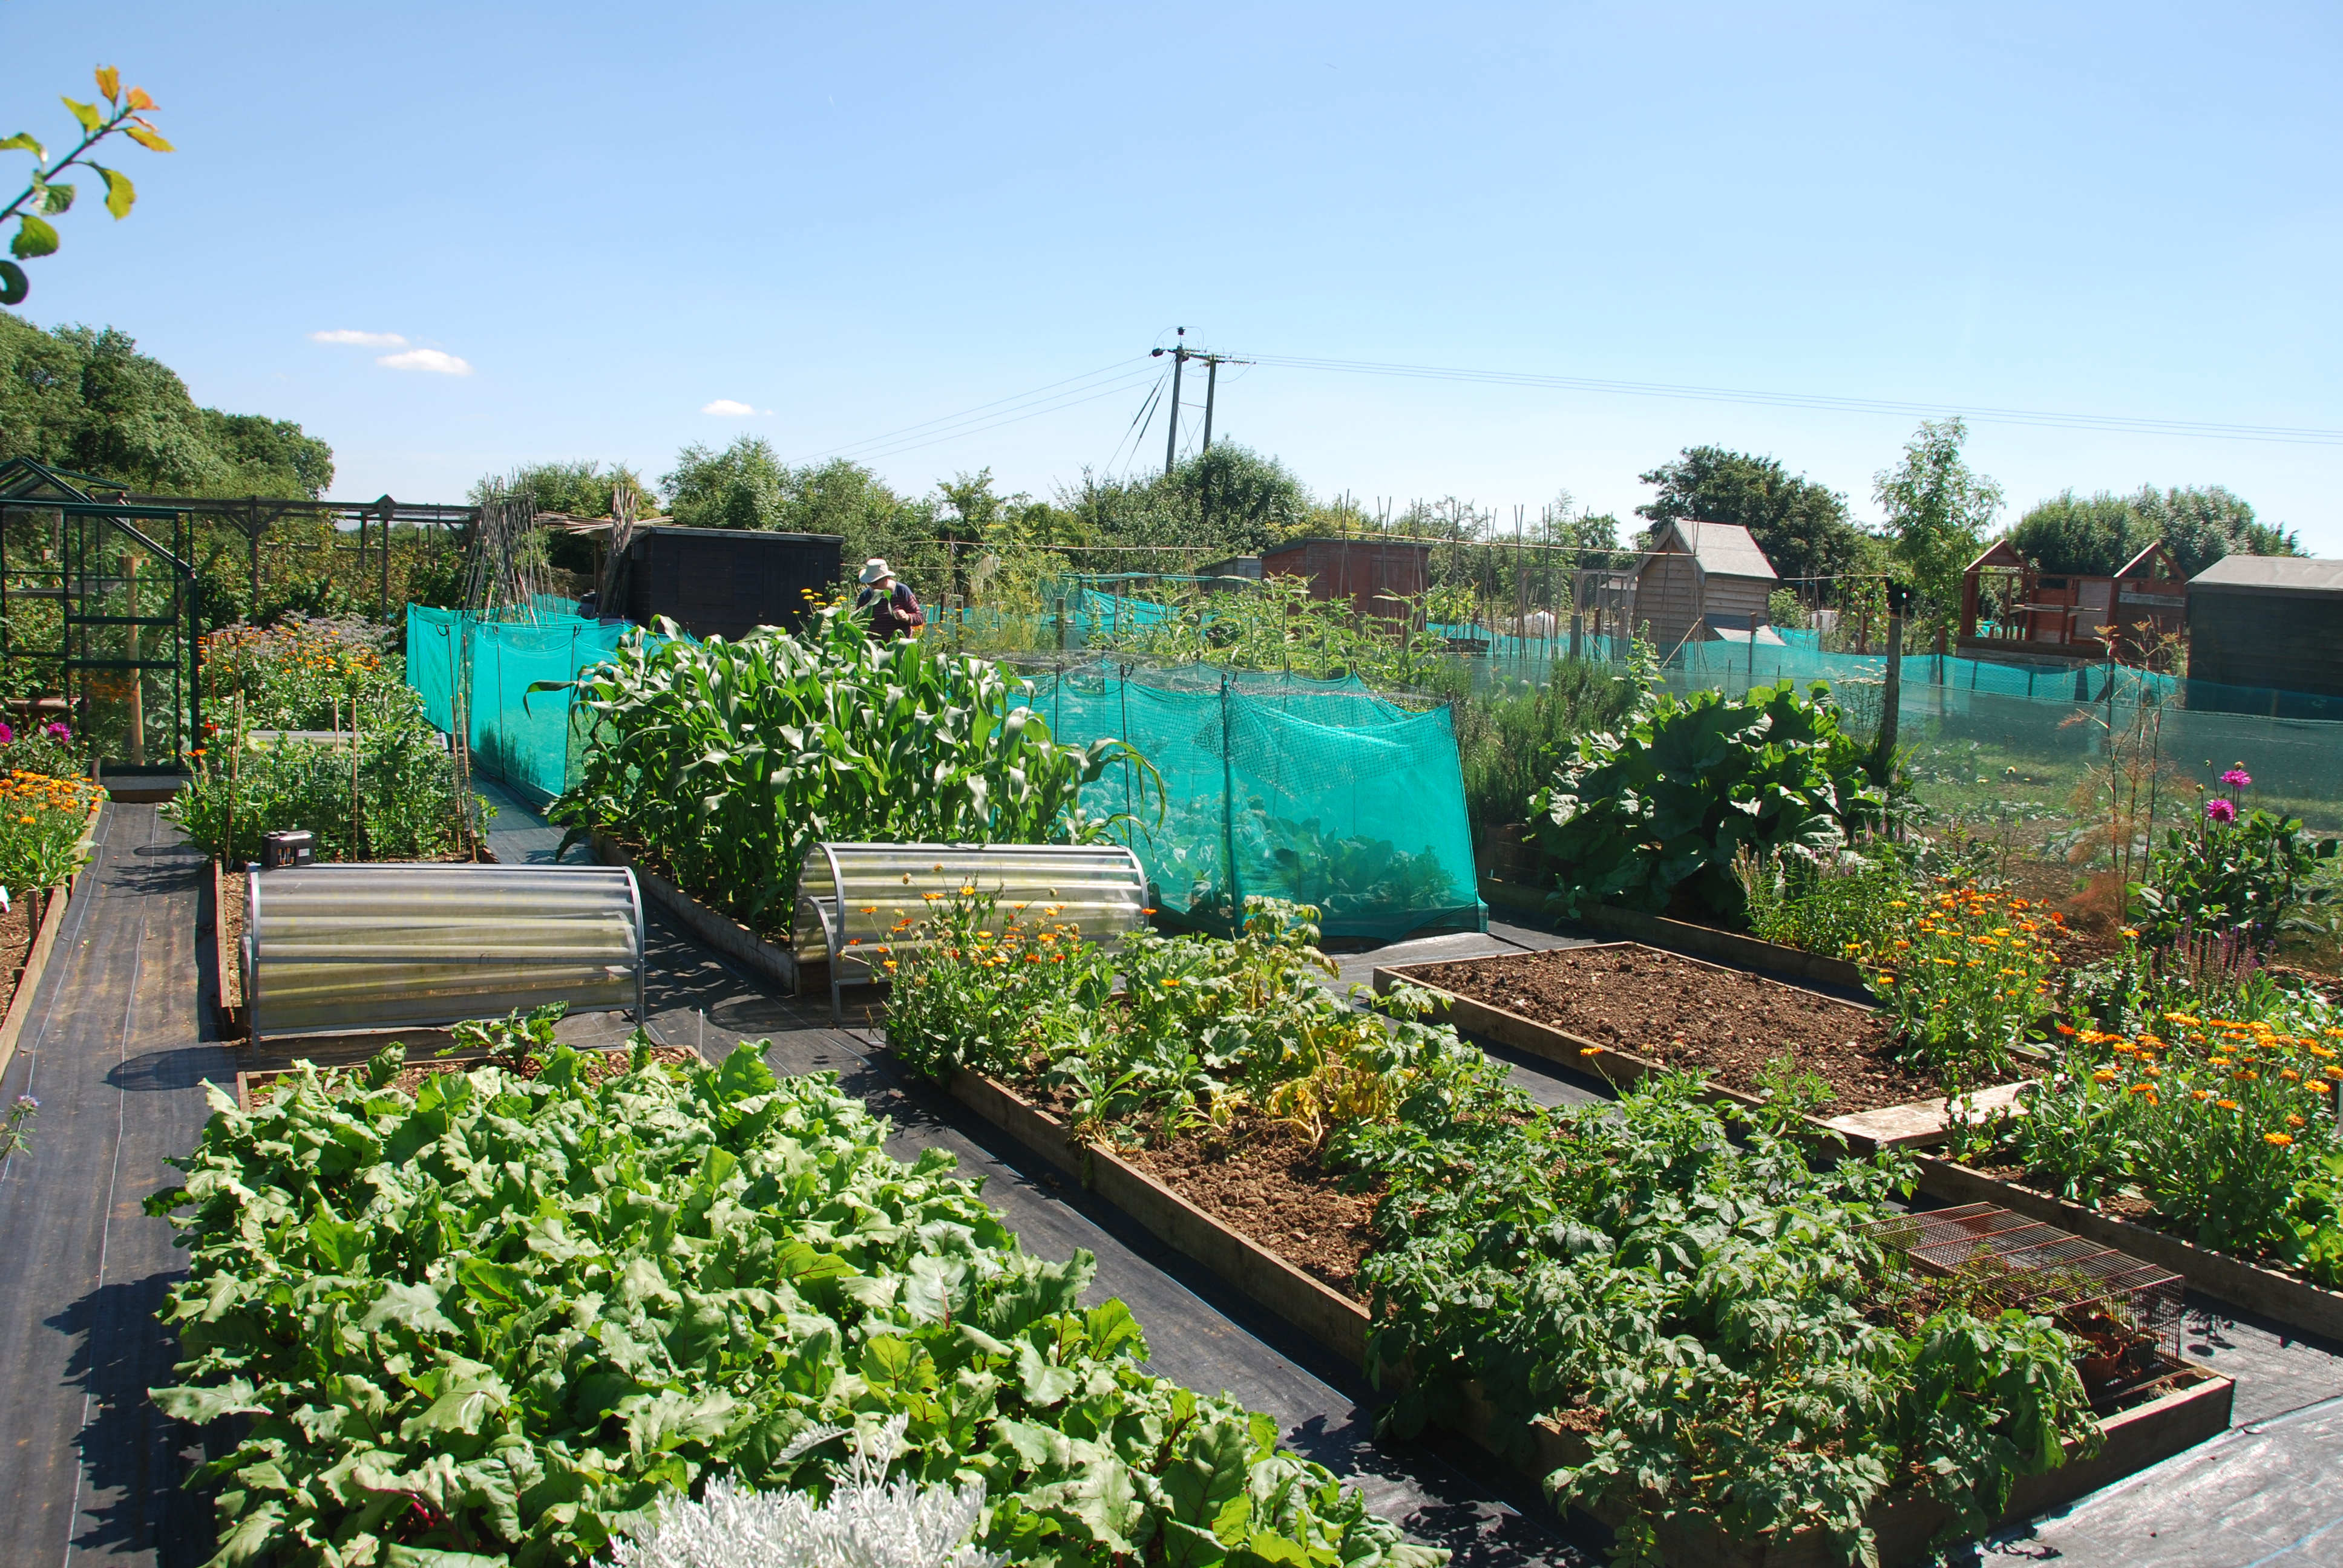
(1915, 1155, 2343, 1344)
(900, 1051, 1372, 1366)
(0, 874, 75, 1083)
(910, 1053, 2233, 1564)
(1478, 877, 1869, 992)
(589, 832, 801, 994)
(1370, 953, 2030, 1154)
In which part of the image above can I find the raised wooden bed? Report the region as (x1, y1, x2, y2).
(1480, 875, 1869, 991)
(589, 831, 802, 994)
(1915, 1154, 2343, 1344)
(896, 1052, 2233, 1564)
(1374, 946, 2028, 1152)
(0, 797, 105, 1079)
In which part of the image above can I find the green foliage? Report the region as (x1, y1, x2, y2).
(2007, 485, 2301, 579)
(1873, 419, 2004, 622)
(1737, 843, 1914, 954)
(0, 765, 99, 897)
(0, 67, 172, 303)
(200, 618, 404, 730)
(146, 1041, 1439, 1568)
(1424, 659, 1638, 840)
(1949, 992, 2343, 1275)
(1352, 1074, 2098, 1566)
(0, 312, 333, 495)
(2133, 797, 2339, 947)
(557, 607, 1149, 931)
(1530, 679, 1890, 920)
(165, 687, 489, 864)
(1086, 576, 1450, 690)
(1054, 447, 1308, 561)
(1635, 445, 1868, 586)
(2007, 490, 2157, 577)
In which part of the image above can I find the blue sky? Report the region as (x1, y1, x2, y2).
(7, 2, 2338, 549)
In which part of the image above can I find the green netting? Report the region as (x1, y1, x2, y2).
(1023, 661, 1486, 940)
(405, 604, 633, 805)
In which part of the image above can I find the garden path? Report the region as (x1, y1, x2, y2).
(0, 803, 238, 1567)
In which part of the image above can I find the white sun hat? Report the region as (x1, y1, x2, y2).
(858, 558, 894, 584)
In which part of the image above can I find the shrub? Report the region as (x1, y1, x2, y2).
(1531, 679, 1890, 919)
(200, 617, 405, 730)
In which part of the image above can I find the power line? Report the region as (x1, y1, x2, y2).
(831, 368, 1164, 465)
(1230, 351, 2343, 445)
(794, 360, 1157, 464)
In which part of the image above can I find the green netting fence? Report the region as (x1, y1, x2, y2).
(1020, 660, 1486, 940)
(406, 604, 634, 805)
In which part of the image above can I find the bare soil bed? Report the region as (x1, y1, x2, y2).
(219, 871, 246, 1008)
(1, 897, 32, 1017)
(1404, 944, 1997, 1113)
(1119, 1119, 1381, 1294)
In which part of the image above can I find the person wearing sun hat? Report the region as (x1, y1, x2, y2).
(854, 558, 926, 641)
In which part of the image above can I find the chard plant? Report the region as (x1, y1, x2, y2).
(146, 1037, 1437, 1568)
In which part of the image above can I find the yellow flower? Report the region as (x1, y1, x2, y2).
(2216, 1099, 2238, 1109)
(1579, 1046, 1602, 1057)
(2266, 1132, 2294, 1147)
(1160, 978, 1179, 988)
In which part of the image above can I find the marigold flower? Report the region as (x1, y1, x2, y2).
(2266, 1132, 2294, 1146)
(2217, 1099, 2238, 1109)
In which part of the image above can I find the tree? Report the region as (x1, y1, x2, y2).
(2133, 483, 2300, 576)
(1635, 446, 1867, 587)
(1872, 418, 2002, 619)
(0, 311, 332, 495)
(471, 459, 656, 518)
(662, 437, 788, 531)
(1, 67, 174, 304)
(2002, 483, 2300, 579)
(2007, 489, 2151, 576)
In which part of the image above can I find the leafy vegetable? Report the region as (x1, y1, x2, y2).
(1531, 679, 1888, 920)
(146, 1039, 1439, 1568)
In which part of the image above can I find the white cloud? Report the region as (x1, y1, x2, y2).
(378, 348, 473, 376)
(310, 328, 408, 348)
(701, 398, 757, 416)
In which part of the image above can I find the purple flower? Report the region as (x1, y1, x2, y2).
(42, 722, 69, 742)
(2205, 798, 2238, 825)
(2221, 767, 2252, 790)
(13, 1095, 35, 1110)
(0, 721, 12, 745)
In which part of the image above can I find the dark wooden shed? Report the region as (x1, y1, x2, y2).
(1257, 537, 1430, 619)
(2185, 555, 2343, 704)
(620, 525, 843, 639)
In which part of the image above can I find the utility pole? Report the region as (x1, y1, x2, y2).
(1198, 349, 1248, 451)
(1153, 328, 1189, 477)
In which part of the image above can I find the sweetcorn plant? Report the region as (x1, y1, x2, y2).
(555, 608, 1150, 930)
(146, 1039, 1438, 1568)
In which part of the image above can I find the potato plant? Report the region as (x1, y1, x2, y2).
(884, 910, 2105, 1566)
(554, 607, 1149, 930)
(146, 1040, 1440, 1568)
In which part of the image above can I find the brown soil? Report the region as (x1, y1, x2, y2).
(1117, 1119, 1382, 1295)
(219, 870, 246, 1008)
(1, 896, 31, 1019)
(1405, 944, 1998, 1113)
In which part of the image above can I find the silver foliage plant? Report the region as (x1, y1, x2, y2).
(609, 1416, 1003, 1568)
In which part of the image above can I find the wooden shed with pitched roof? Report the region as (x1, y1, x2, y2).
(1629, 519, 1782, 655)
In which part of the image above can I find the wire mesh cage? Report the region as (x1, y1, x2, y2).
(1866, 1203, 2186, 1399)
